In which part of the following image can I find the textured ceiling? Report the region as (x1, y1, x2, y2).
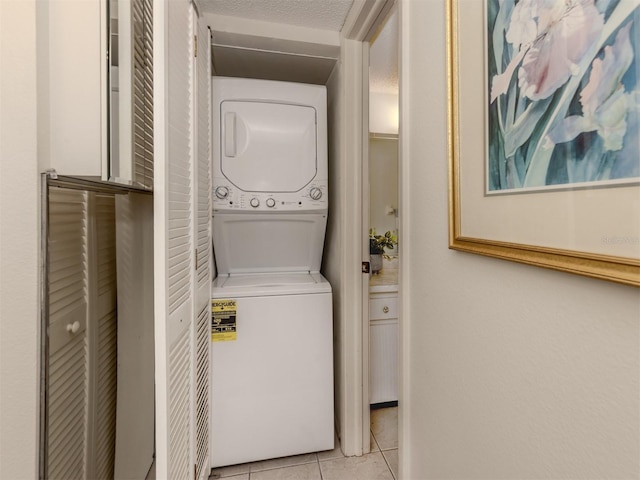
(200, 0, 396, 93)
(200, 0, 354, 31)
(369, 8, 398, 94)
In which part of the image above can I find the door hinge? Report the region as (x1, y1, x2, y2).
(194, 35, 198, 57)
(362, 261, 370, 274)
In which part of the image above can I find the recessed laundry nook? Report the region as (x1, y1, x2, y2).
(6, 1, 638, 480)
(29, 0, 399, 478)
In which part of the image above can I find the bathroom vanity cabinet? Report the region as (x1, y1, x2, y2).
(369, 271, 399, 405)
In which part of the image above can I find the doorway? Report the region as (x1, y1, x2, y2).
(365, 5, 399, 475)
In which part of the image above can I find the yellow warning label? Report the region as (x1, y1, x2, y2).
(211, 299, 237, 342)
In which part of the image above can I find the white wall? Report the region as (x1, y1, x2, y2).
(0, 1, 40, 478)
(400, 1, 640, 479)
(369, 92, 399, 135)
(369, 137, 398, 246)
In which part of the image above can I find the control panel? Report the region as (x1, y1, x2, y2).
(212, 179, 328, 212)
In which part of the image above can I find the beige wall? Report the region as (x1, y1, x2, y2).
(369, 137, 398, 250)
(0, 1, 40, 478)
(399, 1, 640, 478)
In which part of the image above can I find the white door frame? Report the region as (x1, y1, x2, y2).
(338, 0, 396, 458)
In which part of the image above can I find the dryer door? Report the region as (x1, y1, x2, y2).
(220, 101, 317, 193)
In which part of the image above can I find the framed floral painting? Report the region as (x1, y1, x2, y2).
(448, 0, 640, 286)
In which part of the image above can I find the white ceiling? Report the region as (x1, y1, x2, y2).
(369, 8, 398, 95)
(199, 0, 354, 31)
(199, 0, 397, 93)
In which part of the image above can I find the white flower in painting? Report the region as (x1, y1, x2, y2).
(546, 22, 636, 151)
(491, 0, 604, 103)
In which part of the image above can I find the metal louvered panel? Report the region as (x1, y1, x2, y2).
(48, 189, 88, 324)
(48, 336, 88, 479)
(94, 310, 118, 479)
(47, 188, 88, 480)
(195, 305, 209, 478)
(132, 0, 153, 189)
(169, 329, 191, 479)
(95, 195, 117, 298)
(92, 194, 118, 480)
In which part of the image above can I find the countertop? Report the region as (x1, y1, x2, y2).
(369, 268, 398, 294)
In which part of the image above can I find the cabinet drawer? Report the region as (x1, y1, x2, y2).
(369, 295, 398, 320)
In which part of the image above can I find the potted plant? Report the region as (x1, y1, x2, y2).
(369, 229, 397, 274)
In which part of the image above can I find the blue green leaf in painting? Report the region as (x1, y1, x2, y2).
(610, 91, 640, 179)
(490, 0, 514, 75)
(540, 18, 638, 185)
(503, 97, 553, 157)
(523, 1, 640, 188)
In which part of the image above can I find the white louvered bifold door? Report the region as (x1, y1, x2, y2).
(47, 188, 89, 480)
(193, 17, 212, 480)
(154, 0, 196, 478)
(86, 194, 118, 479)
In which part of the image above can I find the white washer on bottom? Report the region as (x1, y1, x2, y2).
(210, 272, 334, 468)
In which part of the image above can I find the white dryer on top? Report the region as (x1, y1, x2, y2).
(212, 76, 328, 215)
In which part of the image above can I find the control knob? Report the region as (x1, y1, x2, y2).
(214, 186, 229, 199)
(309, 187, 323, 201)
(250, 197, 260, 208)
(266, 198, 276, 208)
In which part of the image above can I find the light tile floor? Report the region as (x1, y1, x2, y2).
(209, 406, 398, 480)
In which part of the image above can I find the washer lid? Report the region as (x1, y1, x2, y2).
(212, 272, 332, 297)
(212, 212, 327, 275)
(220, 100, 317, 193)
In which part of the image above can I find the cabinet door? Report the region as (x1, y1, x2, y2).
(41, 1, 107, 177)
(47, 188, 90, 479)
(369, 318, 399, 404)
(369, 294, 399, 405)
(153, 0, 196, 477)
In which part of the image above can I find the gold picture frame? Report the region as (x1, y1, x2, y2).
(447, 0, 640, 287)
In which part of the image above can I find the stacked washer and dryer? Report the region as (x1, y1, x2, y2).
(209, 77, 334, 468)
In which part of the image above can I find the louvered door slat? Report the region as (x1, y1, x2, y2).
(47, 188, 89, 480)
(196, 21, 211, 294)
(169, 329, 191, 479)
(194, 305, 209, 478)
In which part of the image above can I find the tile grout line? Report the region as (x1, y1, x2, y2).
(372, 425, 396, 480)
(371, 427, 382, 453)
(380, 449, 397, 480)
(317, 455, 324, 480)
